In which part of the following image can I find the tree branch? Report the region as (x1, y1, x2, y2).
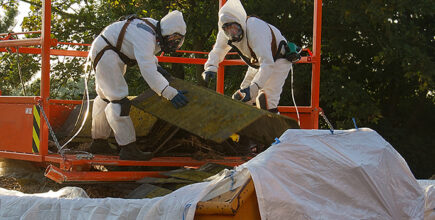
(20, 0, 77, 18)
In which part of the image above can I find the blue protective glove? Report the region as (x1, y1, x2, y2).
(201, 71, 216, 83)
(232, 83, 259, 102)
(232, 87, 251, 102)
(170, 90, 189, 109)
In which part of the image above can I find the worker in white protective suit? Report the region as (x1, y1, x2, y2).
(89, 10, 188, 161)
(202, 0, 301, 113)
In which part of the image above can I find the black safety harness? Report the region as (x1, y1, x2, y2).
(92, 16, 158, 70)
(101, 97, 131, 117)
(226, 17, 299, 113)
(93, 16, 159, 116)
(226, 16, 299, 69)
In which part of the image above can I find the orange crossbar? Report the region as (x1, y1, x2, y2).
(0, 38, 41, 47)
(45, 164, 165, 183)
(49, 99, 82, 105)
(0, 31, 41, 37)
(44, 154, 249, 168)
(57, 42, 91, 46)
(0, 151, 43, 162)
(0, 96, 39, 104)
(42, 155, 249, 183)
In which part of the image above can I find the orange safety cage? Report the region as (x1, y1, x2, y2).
(0, 0, 322, 183)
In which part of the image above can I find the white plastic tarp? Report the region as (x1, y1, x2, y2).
(0, 169, 250, 219)
(0, 181, 211, 219)
(0, 128, 426, 219)
(0, 186, 89, 198)
(241, 128, 425, 219)
(418, 180, 435, 220)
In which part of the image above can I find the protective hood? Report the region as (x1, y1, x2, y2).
(160, 10, 186, 36)
(218, 0, 247, 34)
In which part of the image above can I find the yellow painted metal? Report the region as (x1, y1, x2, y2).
(64, 102, 157, 141)
(194, 178, 261, 220)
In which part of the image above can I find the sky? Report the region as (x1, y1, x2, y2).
(13, 2, 31, 32)
(0, 1, 31, 33)
(2, 1, 84, 33)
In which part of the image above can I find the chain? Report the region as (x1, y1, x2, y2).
(61, 149, 94, 160)
(15, 46, 27, 96)
(38, 103, 95, 159)
(319, 110, 334, 134)
(37, 103, 64, 157)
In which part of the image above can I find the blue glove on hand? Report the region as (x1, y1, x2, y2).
(232, 83, 259, 102)
(170, 90, 189, 109)
(202, 71, 216, 83)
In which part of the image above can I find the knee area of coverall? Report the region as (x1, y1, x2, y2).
(256, 91, 268, 110)
(255, 91, 279, 113)
(105, 103, 127, 121)
(103, 98, 131, 117)
(115, 97, 132, 117)
(92, 97, 108, 115)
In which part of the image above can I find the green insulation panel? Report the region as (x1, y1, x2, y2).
(132, 77, 299, 144)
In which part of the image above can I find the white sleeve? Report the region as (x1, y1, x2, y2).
(204, 30, 232, 72)
(133, 39, 169, 96)
(240, 67, 258, 89)
(247, 19, 275, 89)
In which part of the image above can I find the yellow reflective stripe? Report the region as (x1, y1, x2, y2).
(33, 105, 40, 128)
(32, 127, 40, 151)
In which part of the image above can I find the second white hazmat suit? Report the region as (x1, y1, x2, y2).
(89, 10, 187, 160)
(203, 0, 293, 112)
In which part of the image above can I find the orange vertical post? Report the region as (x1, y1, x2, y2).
(39, 0, 52, 157)
(216, 64, 225, 94)
(310, 0, 322, 129)
(216, 0, 227, 94)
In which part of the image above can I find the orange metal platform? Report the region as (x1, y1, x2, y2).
(0, 0, 323, 183)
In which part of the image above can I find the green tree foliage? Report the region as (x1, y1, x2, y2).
(0, 1, 17, 32)
(0, 0, 39, 96)
(0, 0, 433, 178)
(319, 0, 435, 178)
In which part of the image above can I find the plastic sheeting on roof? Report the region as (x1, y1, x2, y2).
(241, 128, 424, 219)
(0, 167, 250, 219)
(0, 186, 89, 198)
(0, 128, 426, 219)
(418, 180, 435, 219)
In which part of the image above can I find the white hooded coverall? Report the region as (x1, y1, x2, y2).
(204, 0, 292, 110)
(89, 11, 186, 146)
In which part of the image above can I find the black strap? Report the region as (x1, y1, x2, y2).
(228, 40, 260, 69)
(93, 35, 137, 70)
(268, 108, 279, 113)
(274, 40, 288, 61)
(93, 44, 112, 70)
(247, 25, 278, 62)
(141, 18, 157, 31)
(101, 97, 131, 116)
(93, 18, 139, 70)
(269, 26, 277, 60)
(103, 35, 137, 66)
(227, 17, 281, 69)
